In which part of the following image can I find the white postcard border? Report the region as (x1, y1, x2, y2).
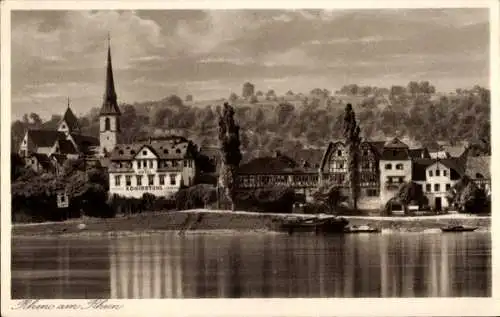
(1, 0, 499, 316)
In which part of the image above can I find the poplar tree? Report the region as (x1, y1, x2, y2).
(218, 102, 242, 211)
(343, 104, 361, 211)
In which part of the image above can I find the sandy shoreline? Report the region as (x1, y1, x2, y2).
(11, 209, 491, 238)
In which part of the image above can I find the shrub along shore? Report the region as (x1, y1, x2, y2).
(12, 209, 490, 237)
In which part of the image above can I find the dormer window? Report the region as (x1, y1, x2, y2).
(396, 163, 403, 170)
(130, 150, 136, 155)
(435, 170, 440, 177)
(429, 170, 433, 177)
(337, 150, 342, 156)
(176, 149, 181, 154)
(118, 150, 124, 155)
(385, 163, 392, 170)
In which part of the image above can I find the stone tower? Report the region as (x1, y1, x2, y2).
(99, 36, 121, 156)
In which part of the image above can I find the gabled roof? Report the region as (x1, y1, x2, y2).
(409, 148, 430, 159)
(294, 148, 324, 168)
(29, 153, 52, 169)
(441, 145, 467, 158)
(412, 158, 465, 181)
(110, 140, 193, 161)
(366, 141, 385, 155)
(60, 107, 80, 132)
(57, 139, 78, 155)
(465, 156, 490, 179)
(27, 129, 66, 147)
(384, 137, 409, 148)
(412, 158, 434, 181)
(239, 155, 303, 174)
(70, 133, 100, 148)
(432, 158, 465, 177)
(319, 141, 345, 171)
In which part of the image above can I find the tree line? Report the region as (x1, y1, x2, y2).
(11, 83, 490, 164)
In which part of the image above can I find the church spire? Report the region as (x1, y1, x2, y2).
(100, 34, 120, 115)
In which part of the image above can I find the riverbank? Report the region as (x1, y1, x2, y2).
(11, 209, 491, 237)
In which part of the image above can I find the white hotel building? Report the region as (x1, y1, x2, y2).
(108, 137, 198, 198)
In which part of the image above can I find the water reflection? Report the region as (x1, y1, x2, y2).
(12, 232, 491, 298)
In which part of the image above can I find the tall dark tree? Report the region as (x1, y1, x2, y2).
(218, 102, 242, 211)
(343, 104, 361, 210)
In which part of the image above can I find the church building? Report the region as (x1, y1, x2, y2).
(19, 99, 100, 174)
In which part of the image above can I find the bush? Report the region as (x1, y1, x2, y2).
(175, 184, 217, 210)
(108, 193, 176, 215)
(234, 186, 296, 214)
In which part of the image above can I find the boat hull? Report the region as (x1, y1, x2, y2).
(280, 217, 348, 235)
(441, 226, 478, 232)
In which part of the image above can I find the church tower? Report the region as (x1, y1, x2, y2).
(99, 36, 121, 156)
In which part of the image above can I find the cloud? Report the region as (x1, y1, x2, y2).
(10, 9, 490, 120)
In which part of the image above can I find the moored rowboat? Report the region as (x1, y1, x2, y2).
(440, 225, 478, 232)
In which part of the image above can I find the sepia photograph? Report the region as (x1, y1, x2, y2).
(1, 1, 498, 316)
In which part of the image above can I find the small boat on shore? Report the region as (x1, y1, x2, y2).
(280, 216, 348, 235)
(441, 225, 478, 232)
(344, 225, 380, 233)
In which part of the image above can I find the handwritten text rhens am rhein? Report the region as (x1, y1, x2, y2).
(12, 299, 123, 310)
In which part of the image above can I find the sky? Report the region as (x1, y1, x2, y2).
(11, 9, 490, 120)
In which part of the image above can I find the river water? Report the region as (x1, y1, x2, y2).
(11, 232, 490, 298)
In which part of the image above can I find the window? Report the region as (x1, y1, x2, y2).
(148, 175, 154, 186)
(148, 160, 153, 168)
(385, 163, 392, 170)
(159, 174, 165, 185)
(429, 170, 433, 177)
(338, 163, 344, 169)
(446, 184, 451, 191)
(396, 164, 403, 170)
(426, 184, 431, 192)
(126, 175, 132, 186)
(184, 160, 188, 167)
(436, 170, 440, 177)
(170, 174, 176, 185)
(337, 150, 342, 156)
(136, 175, 142, 186)
(366, 189, 378, 197)
(143, 150, 147, 155)
(434, 184, 440, 192)
(443, 170, 447, 177)
(105, 117, 111, 131)
(398, 177, 404, 183)
(386, 177, 393, 184)
(114, 175, 121, 186)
